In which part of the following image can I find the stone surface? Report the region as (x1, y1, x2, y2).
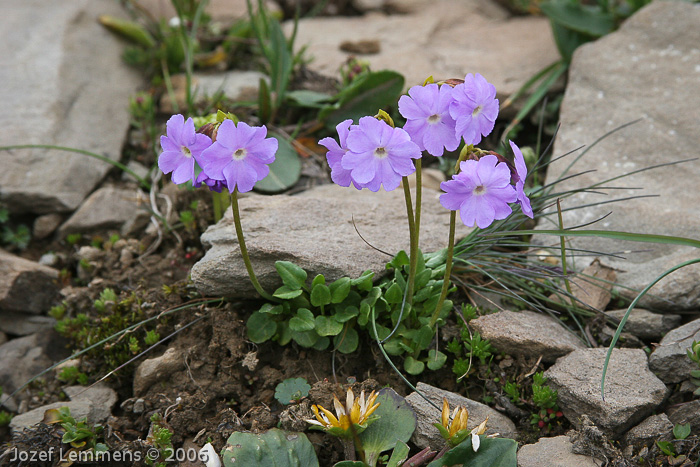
(286, 0, 559, 98)
(135, 0, 279, 22)
(621, 414, 673, 449)
(0, 312, 56, 336)
(517, 435, 602, 467)
(191, 184, 470, 298)
(605, 308, 682, 341)
(0, 333, 66, 412)
(666, 399, 700, 432)
(405, 382, 516, 449)
(544, 348, 668, 436)
(0, 249, 59, 315)
(534, 1, 700, 310)
(551, 260, 615, 312)
(9, 400, 94, 434)
(33, 214, 64, 240)
(469, 310, 586, 362)
(58, 186, 150, 236)
(648, 317, 700, 383)
(0, 0, 142, 215)
(133, 347, 185, 396)
(64, 383, 119, 425)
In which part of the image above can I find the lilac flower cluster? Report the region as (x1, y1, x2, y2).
(159, 115, 278, 194)
(320, 73, 533, 228)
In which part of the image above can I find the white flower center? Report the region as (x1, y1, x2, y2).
(374, 147, 388, 159)
(181, 146, 192, 158)
(427, 113, 441, 124)
(473, 185, 486, 196)
(233, 148, 247, 160)
(472, 105, 483, 118)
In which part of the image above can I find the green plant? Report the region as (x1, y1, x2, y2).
(146, 414, 174, 467)
(503, 381, 522, 404)
(45, 406, 108, 454)
(274, 378, 310, 405)
(0, 206, 30, 251)
(687, 340, 700, 397)
(144, 330, 161, 346)
(529, 372, 563, 430)
(222, 428, 318, 467)
(57, 366, 89, 386)
(247, 250, 454, 375)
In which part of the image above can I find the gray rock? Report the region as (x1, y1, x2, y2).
(648, 317, 700, 383)
(621, 414, 673, 450)
(405, 382, 516, 450)
(666, 399, 700, 432)
(58, 186, 150, 236)
(605, 308, 682, 341)
(0, 331, 6, 346)
(285, 0, 559, 99)
(534, 1, 700, 310)
(9, 400, 92, 434)
(33, 214, 64, 240)
(0, 312, 55, 336)
(517, 435, 602, 467)
(134, 0, 279, 22)
(133, 347, 185, 396)
(469, 310, 586, 362)
(191, 184, 470, 298)
(544, 348, 668, 436)
(0, 0, 143, 215)
(0, 249, 59, 315)
(64, 383, 118, 424)
(0, 333, 65, 412)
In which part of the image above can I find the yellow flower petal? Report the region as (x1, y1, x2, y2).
(441, 398, 450, 428)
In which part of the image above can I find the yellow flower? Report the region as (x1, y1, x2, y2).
(436, 398, 488, 450)
(307, 389, 380, 436)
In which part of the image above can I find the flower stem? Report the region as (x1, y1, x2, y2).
(230, 189, 277, 302)
(402, 176, 417, 308)
(429, 210, 456, 328)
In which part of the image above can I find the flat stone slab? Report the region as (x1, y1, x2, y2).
(405, 382, 516, 450)
(469, 310, 586, 362)
(286, 0, 559, 98)
(191, 184, 470, 298)
(544, 348, 668, 436)
(604, 308, 682, 341)
(648, 317, 700, 384)
(0, 249, 59, 315)
(534, 1, 700, 310)
(0, 0, 142, 214)
(517, 436, 602, 467)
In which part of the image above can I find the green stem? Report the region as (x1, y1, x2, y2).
(402, 176, 417, 308)
(212, 191, 223, 223)
(556, 198, 577, 309)
(230, 190, 277, 302)
(415, 159, 422, 248)
(429, 211, 456, 328)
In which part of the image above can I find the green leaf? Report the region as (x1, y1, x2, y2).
(673, 423, 691, 440)
(247, 311, 277, 343)
(273, 285, 303, 299)
(351, 270, 375, 291)
(359, 388, 416, 467)
(540, 1, 614, 37)
(321, 71, 405, 129)
(267, 19, 293, 107)
(222, 428, 319, 467)
(387, 250, 410, 269)
(291, 329, 320, 348)
(413, 325, 435, 350)
(386, 440, 410, 467)
(259, 303, 284, 314)
(315, 315, 344, 336)
(427, 349, 447, 370)
(289, 308, 316, 332)
(414, 269, 433, 290)
(404, 356, 425, 375)
(98, 15, 156, 48)
(286, 90, 333, 108)
(311, 274, 326, 287)
(333, 305, 359, 323)
(329, 277, 352, 303)
(275, 261, 308, 290)
(334, 327, 359, 354)
(384, 282, 403, 304)
(258, 77, 272, 124)
(274, 378, 311, 405)
(383, 337, 405, 356)
(310, 283, 332, 307)
(333, 462, 369, 467)
(313, 336, 330, 350)
(254, 134, 302, 193)
(427, 436, 518, 467)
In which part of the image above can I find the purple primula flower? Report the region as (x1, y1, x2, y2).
(439, 154, 517, 229)
(449, 73, 499, 146)
(319, 119, 363, 188)
(194, 171, 226, 193)
(398, 83, 460, 157)
(198, 120, 278, 193)
(159, 114, 212, 184)
(509, 140, 533, 218)
(341, 116, 421, 192)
